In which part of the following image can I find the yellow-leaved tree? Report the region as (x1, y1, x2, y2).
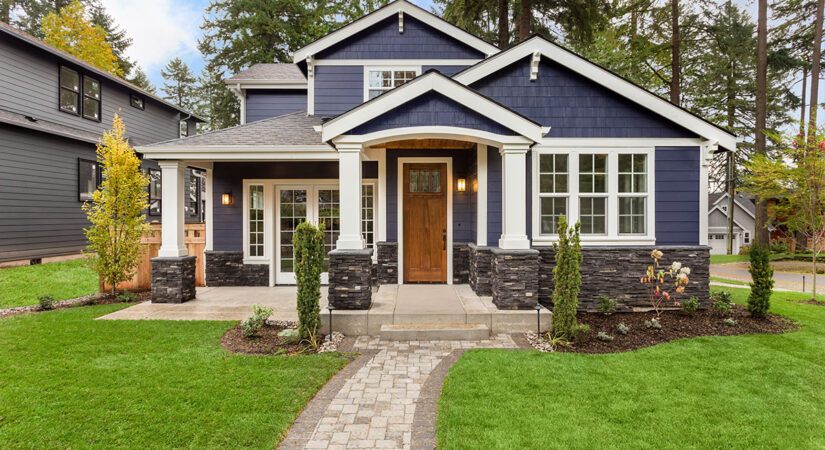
(83, 114, 149, 294)
(42, 0, 121, 76)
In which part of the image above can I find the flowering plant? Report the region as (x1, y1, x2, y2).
(640, 249, 691, 316)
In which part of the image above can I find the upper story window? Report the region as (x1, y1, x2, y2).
(82, 76, 101, 121)
(59, 66, 80, 115)
(365, 67, 419, 100)
(179, 120, 189, 138)
(148, 169, 161, 216)
(130, 94, 145, 110)
(60, 65, 101, 121)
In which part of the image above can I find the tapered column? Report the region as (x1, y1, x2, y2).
(158, 160, 187, 257)
(498, 144, 531, 250)
(336, 144, 365, 250)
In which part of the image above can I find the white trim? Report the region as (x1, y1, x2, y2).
(322, 72, 544, 142)
(396, 157, 453, 285)
(334, 127, 534, 148)
(227, 84, 246, 125)
(137, 145, 338, 161)
(292, 0, 499, 62)
(157, 161, 188, 257)
(205, 167, 213, 251)
(530, 51, 540, 81)
(499, 144, 531, 249)
(377, 148, 388, 243)
(336, 145, 365, 250)
(539, 137, 706, 147)
(710, 192, 757, 220)
(699, 143, 710, 245)
(453, 37, 737, 151)
(362, 65, 422, 102)
(314, 59, 482, 66)
(398, 10, 404, 33)
(709, 205, 751, 232)
(242, 182, 270, 265)
(476, 144, 488, 246)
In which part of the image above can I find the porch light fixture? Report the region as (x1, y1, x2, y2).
(221, 192, 234, 206)
(472, 178, 478, 193)
(456, 177, 467, 192)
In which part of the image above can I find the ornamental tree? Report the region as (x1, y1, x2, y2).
(640, 249, 691, 317)
(83, 114, 149, 294)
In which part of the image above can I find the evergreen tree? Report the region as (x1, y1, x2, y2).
(195, 65, 238, 132)
(128, 66, 155, 94)
(161, 57, 198, 111)
(1, 0, 20, 23)
(87, 0, 133, 76)
(13, 0, 73, 37)
(293, 221, 325, 347)
(551, 216, 583, 341)
(747, 245, 774, 318)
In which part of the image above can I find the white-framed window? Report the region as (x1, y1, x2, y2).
(537, 153, 569, 235)
(364, 66, 420, 101)
(618, 154, 647, 235)
(743, 232, 751, 244)
(362, 183, 376, 248)
(578, 153, 608, 235)
(248, 185, 265, 257)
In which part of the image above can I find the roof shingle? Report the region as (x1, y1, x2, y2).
(225, 64, 307, 83)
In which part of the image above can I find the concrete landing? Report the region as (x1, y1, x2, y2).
(380, 323, 490, 341)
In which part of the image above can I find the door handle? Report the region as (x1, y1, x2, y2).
(443, 229, 447, 250)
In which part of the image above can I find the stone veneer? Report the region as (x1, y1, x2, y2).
(204, 251, 269, 286)
(469, 244, 493, 295)
(376, 242, 398, 285)
(151, 256, 196, 303)
(491, 248, 540, 309)
(328, 249, 373, 309)
(453, 242, 471, 284)
(536, 246, 711, 311)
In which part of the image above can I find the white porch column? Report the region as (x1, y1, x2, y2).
(336, 143, 365, 249)
(498, 144, 531, 250)
(158, 160, 188, 257)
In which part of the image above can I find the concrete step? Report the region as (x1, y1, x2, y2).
(392, 313, 467, 324)
(379, 323, 490, 341)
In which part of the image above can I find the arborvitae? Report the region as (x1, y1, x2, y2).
(551, 216, 583, 340)
(293, 221, 325, 347)
(747, 244, 774, 318)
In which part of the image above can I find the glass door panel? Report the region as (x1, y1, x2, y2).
(277, 188, 308, 279)
(316, 187, 340, 272)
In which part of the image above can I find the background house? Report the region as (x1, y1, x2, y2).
(707, 192, 755, 255)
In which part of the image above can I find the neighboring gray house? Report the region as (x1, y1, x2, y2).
(0, 21, 204, 264)
(708, 192, 755, 255)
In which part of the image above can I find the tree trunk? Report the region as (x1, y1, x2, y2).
(497, 0, 509, 48)
(726, 62, 736, 254)
(518, 0, 531, 42)
(808, 0, 824, 145)
(670, 0, 681, 105)
(754, 0, 770, 247)
(800, 66, 808, 140)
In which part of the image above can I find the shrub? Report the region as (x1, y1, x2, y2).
(597, 295, 618, 315)
(640, 250, 691, 317)
(550, 216, 583, 341)
(571, 323, 590, 342)
(116, 291, 137, 303)
(293, 221, 325, 347)
(645, 318, 662, 330)
(596, 331, 614, 342)
(747, 245, 774, 318)
(681, 296, 700, 316)
(617, 323, 630, 335)
(770, 242, 788, 254)
(241, 304, 272, 338)
(712, 291, 733, 313)
(739, 245, 752, 255)
(723, 317, 737, 327)
(38, 295, 55, 311)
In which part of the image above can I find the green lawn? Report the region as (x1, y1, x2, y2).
(0, 305, 347, 448)
(438, 289, 825, 449)
(710, 254, 750, 264)
(710, 276, 751, 286)
(0, 259, 98, 309)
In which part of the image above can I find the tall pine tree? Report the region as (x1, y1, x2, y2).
(128, 66, 155, 94)
(87, 0, 132, 76)
(161, 57, 198, 111)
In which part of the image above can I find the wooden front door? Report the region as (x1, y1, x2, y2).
(403, 163, 448, 283)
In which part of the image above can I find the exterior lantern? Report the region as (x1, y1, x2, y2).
(221, 192, 234, 206)
(456, 177, 466, 192)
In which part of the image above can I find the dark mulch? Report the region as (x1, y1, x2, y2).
(802, 299, 825, 306)
(557, 305, 797, 354)
(222, 324, 314, 355)
(0, 291, 150, 318)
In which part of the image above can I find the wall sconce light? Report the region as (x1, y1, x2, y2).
(472, 178, 478, 193)
(456, 177, 466, 192)
(221, 192, 234, 206)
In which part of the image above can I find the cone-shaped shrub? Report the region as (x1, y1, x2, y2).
(294, 221, 325, 346)
(551, 216, 583, 340)
(747, 244, 774, 318)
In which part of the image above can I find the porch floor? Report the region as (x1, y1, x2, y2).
(98, 284, 551, 335)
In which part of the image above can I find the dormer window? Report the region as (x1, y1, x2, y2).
(365, 67, 419, 100)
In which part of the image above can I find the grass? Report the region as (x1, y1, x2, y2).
(0, 305, 347, 448)
(710, 276, 750, 286)
(0, 259, 98, 309)
(710, 253, 750, 264)
(438, 288, 825, 449)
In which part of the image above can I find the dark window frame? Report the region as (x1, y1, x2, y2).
(78, 158, 101, 202)
(148, 168, 162, 216)
(130, 94, 145, 110)
(186, 170, 202, 217)
(59, 65, 81, 116)
(82, 75, 102, 122)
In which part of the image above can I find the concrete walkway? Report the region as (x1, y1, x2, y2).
(711, 262, 824, 295)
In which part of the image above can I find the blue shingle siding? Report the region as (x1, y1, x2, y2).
(349, 92, 518, 136)
(487, 146, 502, 245)
(655, 147, 700, 245)
(317, 16, 484, 60)
(471, 56, 698, 138)
(422, 65, 470, 76)
(315, 65, 363, 116)
(246, 89, 307, 122)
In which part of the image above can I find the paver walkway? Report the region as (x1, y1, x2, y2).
(280, 335, 518, 450)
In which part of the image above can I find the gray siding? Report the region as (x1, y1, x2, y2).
(246, 89, 307, 122)
(314, 65, 363, 116)
(0, 35, 182, 145)
(655, 147, 700, 245)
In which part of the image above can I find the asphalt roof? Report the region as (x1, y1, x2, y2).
(224, 63, 307, 83)
(710, 192, 756, 216)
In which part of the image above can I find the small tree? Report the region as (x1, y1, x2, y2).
(83, 114, 149, 294)
(640, 250, 691, 317)
(293, 221, 325, 347)
(42, 0, 121, 76)
(551, 216, 583, 340)
(747, 245, 774, 318)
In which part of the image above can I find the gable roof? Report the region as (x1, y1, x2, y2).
(0, 21, 205, 122)
(454, 36, 737, 151)
(710, 192, 756, 218)
(321, 71, 546, 144)
(224, 63, 307, 87)
(292, 0, 499, 63)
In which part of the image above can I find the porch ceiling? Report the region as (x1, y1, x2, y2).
(374, 138, 475, 150)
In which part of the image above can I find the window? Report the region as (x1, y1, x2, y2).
(130, 94, 145, 110)
(744, 232, 751, 244)
(248, 185, 264, 257)
(59, 66, 80, 115)
(538, 154, 568, 234)
(365, 68, 418, 100)
(579, 154, 607, 234)
(618, 154, 647, 235)
(179, 120, 189, 138)
(148, 169, 161, 215)
(362, 184, 375, 247)
(318, 189, 340, 271)
(186, 170, 202, 218)
(409, 168, 442, 193)
(721, 204, 728, 212)
(78, 158, 100, 201)
(82, 76, 101, 121)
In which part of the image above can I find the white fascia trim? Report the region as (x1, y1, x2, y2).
(322, 73, 544, 142)
(709, 205, 751, 231)
(236, 82, 308, 90)
(138, 146, 338, 161)
(315, 59, 482, 66)
(293, 1, 499, 62)
(711, 193, 757, 220)
(538, 137, 706, 148)
(334, 127, 534, 148)
(454, 38, 737, 151)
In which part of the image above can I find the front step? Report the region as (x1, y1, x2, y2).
(379, 323, 490, 341)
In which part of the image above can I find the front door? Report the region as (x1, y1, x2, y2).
(403, 163, 447, 283)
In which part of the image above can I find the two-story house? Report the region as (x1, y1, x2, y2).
(0, 21, 204, 264)
(138, 0, 735, 311)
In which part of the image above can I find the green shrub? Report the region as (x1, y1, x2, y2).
(712, 291, 733, 313)
(616, 323, 630, 335)
(241, 304, 272, 338)
(596, 331, 614, 342)
(293, 221, 325, 347)
(769, 242, 788, 254)
(597, 295, 617, 315)
(739, 245, 752, 255)
(116, 291, 137, 302)
(645, 318, 662, 330)
(38, 295, 55, 311)
(571, 323, 590, 342)
(681, 296, 699, 316)
(550, 216, 582, 340)
(723, 317, 737, 327)
(747, 245, 774, 318)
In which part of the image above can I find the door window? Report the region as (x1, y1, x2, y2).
(278, 189, 308, 273)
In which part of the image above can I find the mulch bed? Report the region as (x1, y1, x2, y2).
(222, 323, 318, 355)
(556, 305, 797, 354)
(802, 299, 825, 306)
(0, 291, 150, 318)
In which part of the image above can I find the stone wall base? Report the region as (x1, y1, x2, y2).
(491, 248, 539, 310)
(205, 251, 269, 286)
(151, 256, 196, 303)
(453, 242, 471, 284)
(469, 244, 493, 295)
(328, 249, 373, 309)
(376, 242, 398, 285)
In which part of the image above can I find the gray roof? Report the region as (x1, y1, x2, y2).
(710, 192, 756, 216)
(224, 63, 307, 83)
(142, 111, 327, 147)
(0, 21, 205, 122)
(0, 108, 100, 143)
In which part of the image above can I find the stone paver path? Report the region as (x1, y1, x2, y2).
(280, 335, 518, 450)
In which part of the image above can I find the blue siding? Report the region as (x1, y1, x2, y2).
(487, 146, 502, 245)
(350, 92, 518, 135)
(655, 147, 700, 245)
(422, 65, 470, 76)
(315, 65, 363, 116)
(472, 56, 698, 138)
(318, 16, 484, 60)
(246, 89, 306, 122)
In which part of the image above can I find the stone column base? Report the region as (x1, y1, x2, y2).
(469, 244, 493, 296)
(328, 249, 373, 309)
(204, 251, 268, 286)
(491, 248, 539, 310)
(453, 242, 471, 284)
(376, 242, 398, 285)
(151, 256, 196, 303)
